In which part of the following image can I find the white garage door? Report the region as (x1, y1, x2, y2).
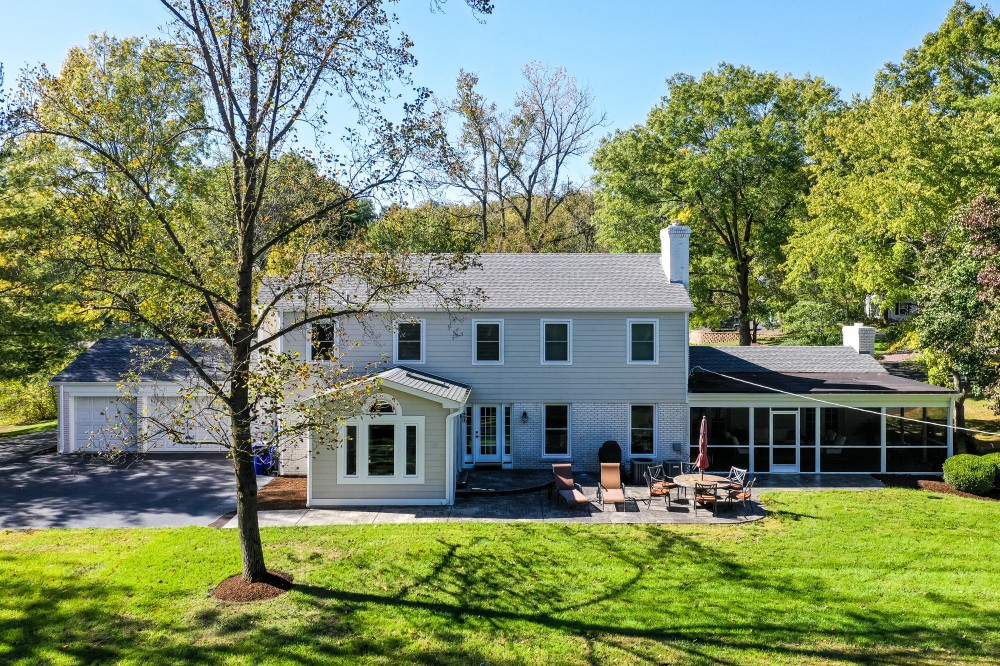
(144, 396, 228, 452)
(74, 397, 137, 453)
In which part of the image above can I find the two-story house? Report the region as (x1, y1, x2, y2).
(50, 222, 956, 507)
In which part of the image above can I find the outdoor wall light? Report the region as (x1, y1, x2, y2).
(520, 410, 529, 424)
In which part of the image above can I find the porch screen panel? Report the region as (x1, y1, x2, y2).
(753, 408, 770, 473)
(886, 407, 949, 472)
(819, 407, 880, 472)
(799, 408, 817, 473)
(368, 424, 395, 476)
(689, 408, 749, 471)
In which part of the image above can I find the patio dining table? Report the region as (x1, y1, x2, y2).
(673, 473, 731, 488)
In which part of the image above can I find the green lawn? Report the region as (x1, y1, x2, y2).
(1, 489, 998, 665)
(0, 419, 56, 439)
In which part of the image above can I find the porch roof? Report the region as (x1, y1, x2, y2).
(688, 371, 955, 395)
(377, 366, 471, 404)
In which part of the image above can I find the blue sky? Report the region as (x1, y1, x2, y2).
(0, 0, 958, 181)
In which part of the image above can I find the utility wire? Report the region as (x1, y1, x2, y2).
(690, 365, 1000, 438)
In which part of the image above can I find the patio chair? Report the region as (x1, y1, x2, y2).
(644, 464, 676, 509)
(693, 482, 720, 517)
(665, 461, 688, 499)
(682, 461, 700, 475)
(597, 462, 627, 510)
(550, 464, 590, 510)
(726, 476, 756, 517)
(725, 466, 747, 490)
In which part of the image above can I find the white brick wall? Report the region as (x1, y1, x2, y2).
(511, 402, 689, 471)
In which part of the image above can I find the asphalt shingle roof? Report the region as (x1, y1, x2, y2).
(261, 254, 694, 312)
(378, 366, 471, 404)
(51, 338, 230, 385)
(690, 346, 888, 374)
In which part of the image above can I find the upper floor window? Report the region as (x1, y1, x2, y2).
(630, 405, 655, 456)
(309, 319, 337, 361)
(627, 319, 658, 364)
(394, 320, 425, 364)
(473, 320, 504, 364)
(541, 320, 572, 364)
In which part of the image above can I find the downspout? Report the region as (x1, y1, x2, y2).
(445, 408, 464, 505)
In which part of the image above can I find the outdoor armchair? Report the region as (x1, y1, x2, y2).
(725, 466, 747, 490)
(550, 463, 590, 509)
(726, 476, 756, 517)
(693, 482, 720, 517)
(598, 462, 627, 509)
(644, 464, 676, 509)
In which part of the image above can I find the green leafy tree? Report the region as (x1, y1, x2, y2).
(592, 64, 839, 344)
(8, 1, 490, 584)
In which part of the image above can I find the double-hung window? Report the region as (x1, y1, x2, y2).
(627, 319, 658, 364)
(541, 320, 572, 364)
(473, 320, 504, 364)
(543, 404, 570, 457)
(309, 319, 337, 361)
(630, 405, 655, 456)
(394, 320, 425, 364)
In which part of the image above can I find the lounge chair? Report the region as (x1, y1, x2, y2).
(693, 482, 720, 517)
(598, 462, 627, 509)
(550, 464, 589, 509)
(644, 464, 676, 508)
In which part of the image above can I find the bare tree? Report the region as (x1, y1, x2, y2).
(8, 1, 490, 583)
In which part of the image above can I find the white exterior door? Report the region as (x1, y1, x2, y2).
(770, 410, 800, 473)
(74, 397, 136, 452)
(473, 405, 503, 464)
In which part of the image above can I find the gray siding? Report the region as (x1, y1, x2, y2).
(279, 310, 688, 404)
(310, 389, 449, 502)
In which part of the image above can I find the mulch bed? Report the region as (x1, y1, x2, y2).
(211, 570, 294, 602)
(257, 476, 307, 510)
(876, 474, 1000, 502)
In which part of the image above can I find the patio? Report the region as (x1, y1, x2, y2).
(231, 472, 766, 527)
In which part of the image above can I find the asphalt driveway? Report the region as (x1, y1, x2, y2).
(0, 442, 264, 528)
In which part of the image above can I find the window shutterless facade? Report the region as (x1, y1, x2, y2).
(630, 405, 655, 456)
(541, 320, 572, 364)
(308, 319, 337, 361)
(627, 318, 658, 364)
(543, 404, 570, 457)
(393, 320, 425, 364)
(473, 319, 504, 364)
(337, 396, 425, 483)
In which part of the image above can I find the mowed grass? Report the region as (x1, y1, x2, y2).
(0, 419, 56, 439)
(1, 489, 998, 665)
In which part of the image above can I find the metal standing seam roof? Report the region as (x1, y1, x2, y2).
(260, 253, 695, 312)
(377, 366, 471, 404)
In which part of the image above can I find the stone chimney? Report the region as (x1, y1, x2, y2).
(660, 221, 690, 286)
(842, 322, 876, 355)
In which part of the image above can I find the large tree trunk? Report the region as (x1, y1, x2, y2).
(737, 261, 752, 346)
(951, 370, 970, 454)
(233, 431, 266, 581)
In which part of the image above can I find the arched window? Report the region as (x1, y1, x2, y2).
(365, 393, 400, 415)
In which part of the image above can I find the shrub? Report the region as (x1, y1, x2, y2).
(0, 380, 57, 426)
(982, 452, 1000, 490)
(943, 454, 997, 496)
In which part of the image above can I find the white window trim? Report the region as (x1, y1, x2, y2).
(540, 319, 573, 365)
(472, 319, 505, 365)
(541, 403, 572, 458)
(627, 318, 659, 365)
(628, 403, 657, 458)
(393, 318, 426, 365)
(336, 415, 426, 484)
(306, 318, 338, 363)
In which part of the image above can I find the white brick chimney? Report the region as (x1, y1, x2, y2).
(842, 322, 876, 355)
(660, 221, 690, 286)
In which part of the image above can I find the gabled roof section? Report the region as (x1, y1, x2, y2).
(690, 345, 887, 375)
(377, 366, 471, 405)
(50, 338, 230, 385)
(261, 253, 694, 312)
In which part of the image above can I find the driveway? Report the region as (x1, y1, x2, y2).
(0, 448, 266, 529)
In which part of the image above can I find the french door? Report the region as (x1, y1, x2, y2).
(473, 405, 503, 464)
(770, 410, 800, 473)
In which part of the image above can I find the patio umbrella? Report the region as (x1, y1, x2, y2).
(694, 416, 709, 479)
